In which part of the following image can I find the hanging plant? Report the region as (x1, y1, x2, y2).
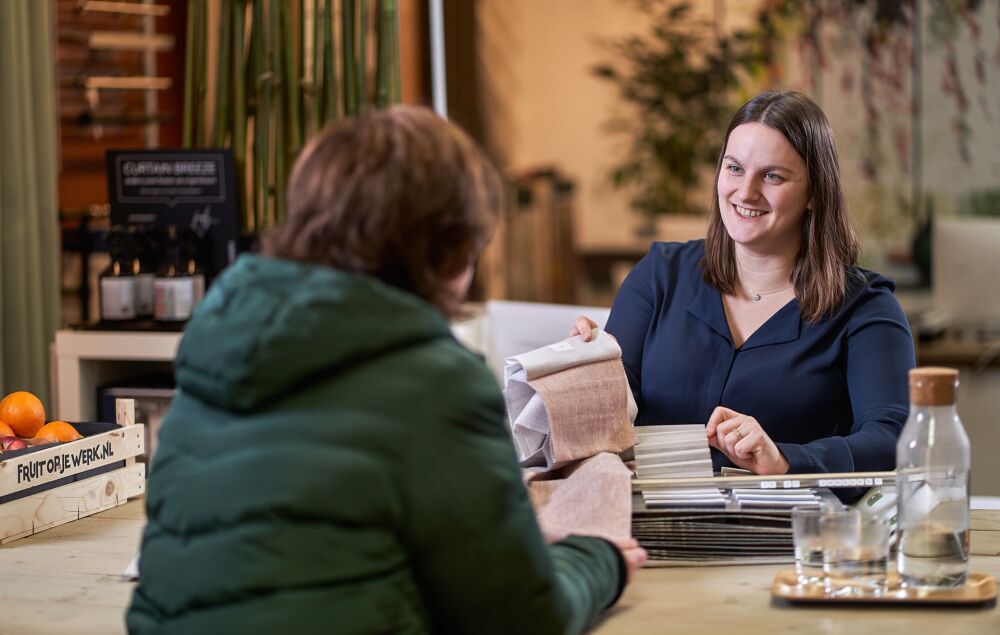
(596, 0, 997, 235)
(182, 0, 401, 231)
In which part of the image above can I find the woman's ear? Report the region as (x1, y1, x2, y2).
(447, 263, 475, 299)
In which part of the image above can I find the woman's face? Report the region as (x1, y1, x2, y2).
(717, 123, 810, 254)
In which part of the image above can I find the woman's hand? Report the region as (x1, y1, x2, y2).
(705, 406, 789, 475)
(569, 316, 599, 341)
(612, 538, 648, 585)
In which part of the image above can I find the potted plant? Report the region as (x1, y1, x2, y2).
(592, 1, 771, 234)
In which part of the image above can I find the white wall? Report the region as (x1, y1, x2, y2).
(476, 0, 711, 251)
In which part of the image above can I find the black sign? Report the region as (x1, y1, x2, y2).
(106, 149, 241, 276)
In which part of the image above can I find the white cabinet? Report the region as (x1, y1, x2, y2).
(53, 330, 181, 421)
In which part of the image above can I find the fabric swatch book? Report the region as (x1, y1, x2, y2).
(632, 423, 837, 565)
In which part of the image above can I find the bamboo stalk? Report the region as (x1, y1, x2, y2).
(375, 0, 399, 106)
(374, 0, 386, 107)
(300, 0, 314, 139)
(213, 0, 233, 147)
(253, 0, 268, 229)
(358, 0, 367, 109)
(194, 0, 208, 146)
(246, 0, 259, 230)
(387, 0, 399, 103)
(272, 0, 286, 223)
(308, 0, 321, 134)
(183, 0, 401, 229)
(300, 0, 308, 131)
(262, 0, 274, 226)
(244, 0, 258, 115)
(281, 0, 302, 154)
(231, 0, 249, 230)
(182, 0, 196, 146)
(341, 0, 357, 116)
(323, 0, 337, 123)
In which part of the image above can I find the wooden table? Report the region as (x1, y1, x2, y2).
(0, 499, 142, 634)
(595, 557, 999, 634)
(1, 499, 996, 635)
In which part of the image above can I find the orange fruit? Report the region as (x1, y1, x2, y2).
(0, 391, 46, 437)
(32, 421, 83, 444)
(0, 420, 15, 438)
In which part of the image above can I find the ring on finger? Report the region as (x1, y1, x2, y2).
(734, 427, 745, 440)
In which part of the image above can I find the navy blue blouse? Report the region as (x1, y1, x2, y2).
(606, 240, 915, 475)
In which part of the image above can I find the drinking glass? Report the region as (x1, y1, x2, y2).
(791, 507, 825, 586)
(821, 509, 890, 597)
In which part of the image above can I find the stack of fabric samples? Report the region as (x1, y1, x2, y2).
(632, 425, 831, 565)
(634, 425, 722, 508)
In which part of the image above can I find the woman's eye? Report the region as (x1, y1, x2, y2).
(726, 164, 743, 174)
(765, 172, 784, 182)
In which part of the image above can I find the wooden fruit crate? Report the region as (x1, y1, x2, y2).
(0, 399, 146, 544)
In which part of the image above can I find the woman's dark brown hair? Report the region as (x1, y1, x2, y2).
(703, 90, 861, 322)
(264, 105, 502, 317)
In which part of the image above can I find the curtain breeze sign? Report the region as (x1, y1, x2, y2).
(107, 149, 241, 276)
(117, 156, 225, 205)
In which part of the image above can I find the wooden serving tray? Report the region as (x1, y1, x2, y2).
(771, 569, 997, 605)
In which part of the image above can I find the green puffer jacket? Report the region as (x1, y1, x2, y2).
(127, 254, 624, 635)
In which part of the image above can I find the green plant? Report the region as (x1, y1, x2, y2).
(592, 1, 769, 231)
(182, 0, 401, 231)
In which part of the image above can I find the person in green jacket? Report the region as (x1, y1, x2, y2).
(127, 105, 645, 635)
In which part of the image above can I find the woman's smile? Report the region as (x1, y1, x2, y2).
(732, 203, 769, 219)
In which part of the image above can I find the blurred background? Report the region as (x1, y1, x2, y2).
(1, 0, 998, 489)
(50, 1, 1000, 315)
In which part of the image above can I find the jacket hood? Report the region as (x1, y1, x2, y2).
(174, 254, 452, 412)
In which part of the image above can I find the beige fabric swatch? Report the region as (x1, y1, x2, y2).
(505, 329, 638, 468)
(526, 479, 562, 512)
(532, 453, 633, 543)
(505, 329, 623, 381)
(527, 359, 638, 467)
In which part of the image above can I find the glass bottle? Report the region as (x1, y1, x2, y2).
(153, 226, 197, 322)
(128, 225, 155, 319)
(179, 228, 206, 306)
(896, 367, 971, 589)
(99, 226, 137, 321)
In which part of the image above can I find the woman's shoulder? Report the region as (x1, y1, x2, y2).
(638, 239, 706, 280)
(840, 267, 908, 324)
(646, 238, 705, 261)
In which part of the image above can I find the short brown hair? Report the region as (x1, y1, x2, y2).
(264, 105, 502, 317)
(703, 91, 861, 322)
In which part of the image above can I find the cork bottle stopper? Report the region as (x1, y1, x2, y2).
(909, 367, 959, 406)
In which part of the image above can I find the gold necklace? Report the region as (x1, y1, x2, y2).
(746, 285, 793, 301)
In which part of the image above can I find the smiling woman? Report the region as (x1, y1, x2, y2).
(572, 91, 915, 495)
(705, 91, 860, 325)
